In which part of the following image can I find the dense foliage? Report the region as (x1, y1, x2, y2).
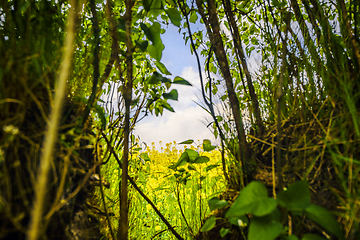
(0, 0, 359, 239)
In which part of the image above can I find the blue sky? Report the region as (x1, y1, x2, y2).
(133, 23, 218, 149)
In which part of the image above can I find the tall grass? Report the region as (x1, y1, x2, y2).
(95, 141, 226, 239)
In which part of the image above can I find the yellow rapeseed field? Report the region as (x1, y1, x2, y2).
(97, 140, 226, 240)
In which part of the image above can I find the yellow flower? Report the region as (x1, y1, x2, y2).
(155, 225, 161, 231)
(146, 204, 152, 212)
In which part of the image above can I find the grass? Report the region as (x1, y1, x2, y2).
(95, 140, 226, 239)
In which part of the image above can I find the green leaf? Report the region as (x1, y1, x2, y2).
(146, 0, 163, 11)
(149, 22, 162, 46)
(142, 0, 150, 11)
(147, 71, 162, 84)
(205, 164, 220, 172)
(117, 17, 126, 31)
(187, 164, 196, 171)
(160, 100, 175, 112)
(248, 216, 283, 240)
(160, 77, 171, 84)
(174, 152, 189, 168)
(225, 181, 278, 218)
(210, 62, 217, 74)
(141, 22, 163, 47)
(251, 37, 259, 46)
(156, 61, 172, 75)
(277, 180, 311, 211)
(179, 139, 194, 144)
(301, 234, 328, 240)
(208, 197, 229, 211)
(220, 228, 230, 238)
(163, 89, 178, 100)
(185, 149, 199, 162)
(140, 23, 154, 42)
(118, 31, 126, 43)
(305, 204, 344, 240)
(189, 10, 198, 23)
(148, 43, 164, 61)
(194, 156, 210, 163)
(149, 9, 163, 18)
(135, 40, 149, 52)
(173, 76, 192, 86)
(203, 139, 216, 152)
(139, 153, 151, 162)
(200, 215, 216, 232)
(165, 8, 181, 27)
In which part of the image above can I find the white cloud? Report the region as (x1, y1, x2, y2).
(134, 105, 216, 149)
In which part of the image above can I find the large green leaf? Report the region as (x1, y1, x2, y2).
(194, 156, 210, 163)
(160, 100, 174, 112)
(248, 216, 283, 240)
(142, 0, 151, 11)
(185, 149, 199, 162)
(203, 139, 216, 152)
(200, 215, 216, 232)
(149, 22, 162, 46)
(135, 40, 149, 52)
(277, 180, 311, 211)
(148, 9, 163, 18)
(141, 22, 163, 48)
(155, 61, 171, 75)
(165, 8, 181, 27)
(225, 181, 278, 218)
(143, 0, 163, 11)
(173, 76, 192, 86)
(163, 89, 178, 100)
(305, 204, 344, 240)
(140, 23, 154, 43)
(160, 77, 171, 86)
(148, 43, 164, 61)
(173, 151, 189, 168)
(208, 197, 229, 211)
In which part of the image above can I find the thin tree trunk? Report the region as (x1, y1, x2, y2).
(118, 0, 133, 239)
(196, 0, 249, 186)
(222, 0, 264, 136)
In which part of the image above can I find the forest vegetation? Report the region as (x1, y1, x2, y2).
(0, 0, 359, 240)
